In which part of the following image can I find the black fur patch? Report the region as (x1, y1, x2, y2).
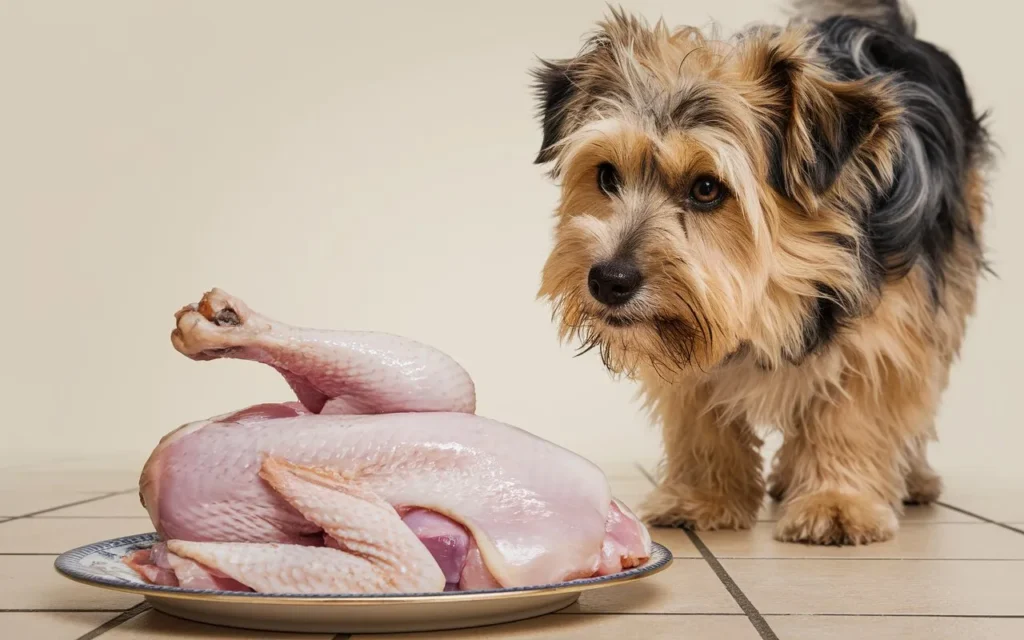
(762, 47, 798, 196)
(791, 229, 886, 360)
(671, 89, 733, 130)
(533, 61, 578, 164)
(815, 15, 987, 297)
(796, 283, 848, 360)
(805, 91, 882, 194)
(761, 43, 884, 197)
(779, 11, 989, 359)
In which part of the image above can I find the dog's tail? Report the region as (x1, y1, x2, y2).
(791, 0, 916, 36)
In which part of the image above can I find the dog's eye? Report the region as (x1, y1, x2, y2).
(688, 176, 726, 208)
(597, 162, 621, 196)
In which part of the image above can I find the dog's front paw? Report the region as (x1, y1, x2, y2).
(640, 483, 757, 531)
(775, 490, 897, 545)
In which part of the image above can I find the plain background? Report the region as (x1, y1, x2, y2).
(0, 1, 1018, 484)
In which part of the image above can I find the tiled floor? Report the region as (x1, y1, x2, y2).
(1, 464, 1022, 639)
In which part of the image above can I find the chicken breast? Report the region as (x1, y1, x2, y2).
(131, 289, 651, 594)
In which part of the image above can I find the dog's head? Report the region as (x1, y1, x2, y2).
(534, 11, 901, 378)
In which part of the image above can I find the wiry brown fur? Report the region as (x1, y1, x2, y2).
(534, 5, 988, 544)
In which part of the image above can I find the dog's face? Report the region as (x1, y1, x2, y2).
(534, 12, 901, 378)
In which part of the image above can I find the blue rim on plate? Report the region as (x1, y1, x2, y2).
(54, 533, 673, 604)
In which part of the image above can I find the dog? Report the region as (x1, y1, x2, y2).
(532, 0, 991, 545)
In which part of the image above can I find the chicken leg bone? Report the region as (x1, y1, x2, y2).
(171, 288, 475, 414)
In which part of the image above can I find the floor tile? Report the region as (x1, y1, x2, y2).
(607, 476, 655, 512)
(766, 615, 1024, 640)
(699, 522, 1024, 559)
(560, 560, 739, 614)
(722, 558, 1024, 615)
(0, 517, 152, 553)
(0, 612, 120, 638)
(41, 492, 148, 518)
(0, 555, 142, 610)
(105, 610, 335, 639)
(354, 614, 757, 639)
(0, 489, 111, 517)
(940, 487, 1024, 524)
(757, 500, 784, 522)
(0, 470, 138, 493)
(900, 504, 984, 523)
(648, 527, 701, 558)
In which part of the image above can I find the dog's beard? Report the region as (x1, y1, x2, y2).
(548, 288, 712, 380)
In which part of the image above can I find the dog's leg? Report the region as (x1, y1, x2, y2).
(641, 389, 764, 530)
(772, 426, 902, 545)
(904, 434, 942, 505)
(772, 379, 929, 545)
(766, 448, 792, 503)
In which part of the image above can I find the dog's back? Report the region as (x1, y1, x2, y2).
(796, 0, 989, 302)
(800, 0, 985, 153)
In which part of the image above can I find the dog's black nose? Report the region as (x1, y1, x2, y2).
(588, 260, 642, 306)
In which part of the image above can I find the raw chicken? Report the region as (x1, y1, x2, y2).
(129, 289, 651, 594)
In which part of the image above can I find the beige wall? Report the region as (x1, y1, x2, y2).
(0, 1, 1018, 480)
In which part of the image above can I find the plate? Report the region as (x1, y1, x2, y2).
(55, 533, 672, 634)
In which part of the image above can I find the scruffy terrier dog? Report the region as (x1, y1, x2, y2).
(533, 0, 990, 545)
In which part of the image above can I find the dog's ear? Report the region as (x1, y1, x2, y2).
(747, 35, 898, 208)
(533, 10, 660, 166)
(532, 59, 580, 165)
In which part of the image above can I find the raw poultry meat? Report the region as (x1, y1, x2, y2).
(127, 289, 651, 594)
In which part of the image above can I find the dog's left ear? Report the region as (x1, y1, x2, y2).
(532, 59, 580, 165)
(746, 34, 900, 208)
(533, 10, 659, 166)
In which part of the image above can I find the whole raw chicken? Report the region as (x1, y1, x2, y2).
(127, 289, 652, 594)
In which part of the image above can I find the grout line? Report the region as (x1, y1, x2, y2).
(0, 489, 136, 523)
(757, 518, 986, 525)
(558, 611, 1024, 618)
(635, 461, 780, 640)
(28, 516, 150, 520)
(689, 556, 1024, 561)
(0, 608, 129, 613)
(931, 502, 980, 520)
(75, 602, 150, 640)
(764, 613, 1024, 619)
(557, 611, 745, 616)
(685, 529, 780, 640)
(937, 502, 1024, 536)
(883, 520, 997, 526)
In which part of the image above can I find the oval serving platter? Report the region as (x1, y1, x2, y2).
(55, 533, 672, 634)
